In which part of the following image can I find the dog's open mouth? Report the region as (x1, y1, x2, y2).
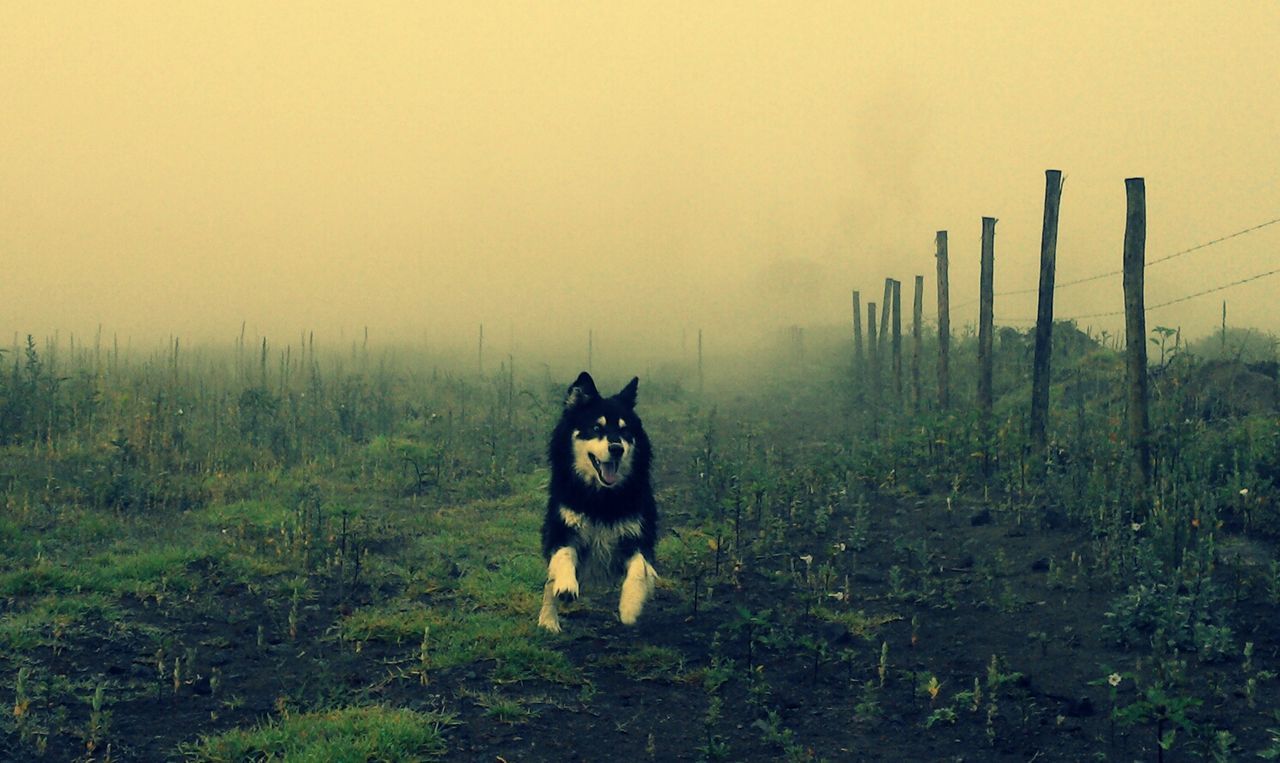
(588, 454, 620, 487)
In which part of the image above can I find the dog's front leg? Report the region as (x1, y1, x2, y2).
(618, 552, 657, 625)
(539, 546, 579, 632)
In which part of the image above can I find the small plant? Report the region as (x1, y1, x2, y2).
(887, 565, 908, 601)
(918, 673, 941, 704)
(1112, 681, 1202, 762)
(877, 641, 889, 688)
(698, 636, 732, 762)
(853, 680, 880, 723)
(84, 683, 110, 758)
(1260, 722, 1280, 760)
(417, 626, 430, 686)
(1193, 622, 1235, 663)
(925, 706, 957, 728)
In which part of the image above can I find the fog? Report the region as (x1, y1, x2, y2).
(4, 2, 1279, 358)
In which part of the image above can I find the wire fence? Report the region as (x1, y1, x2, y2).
(944, 215, 1280, 323)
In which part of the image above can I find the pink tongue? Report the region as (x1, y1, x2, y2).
(600, 460, 619, 485)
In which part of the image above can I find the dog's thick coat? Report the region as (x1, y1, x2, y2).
(538, 372, 658, 632)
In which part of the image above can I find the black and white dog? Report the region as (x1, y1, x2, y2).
(538, 372, 658, 633)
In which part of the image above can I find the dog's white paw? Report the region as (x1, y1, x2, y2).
(551, 575, 579, 601)
(538, 608, 562, 633)
(619, 553, 657, 625)
(547, 547, 579, 601)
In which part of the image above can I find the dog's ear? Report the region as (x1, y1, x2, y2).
(616, 376, 639, 409)
(565, 372, 599, 409)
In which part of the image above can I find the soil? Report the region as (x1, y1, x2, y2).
(9, 488, 1277, 762)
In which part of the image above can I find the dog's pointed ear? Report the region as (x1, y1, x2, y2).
(616, 376, 639, 409)
(565, 372, 599, 409)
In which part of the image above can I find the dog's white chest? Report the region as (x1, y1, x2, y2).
(559, 506, 641, 578)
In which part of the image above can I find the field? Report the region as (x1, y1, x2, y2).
(2, 327, 1280, 761)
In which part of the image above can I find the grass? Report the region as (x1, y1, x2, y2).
(3, 329, 1280, 758)
(591, 644, 690, 682)
(186, 705, 457, 762)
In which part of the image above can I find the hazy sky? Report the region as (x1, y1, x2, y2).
(4, 1, 1279, 355)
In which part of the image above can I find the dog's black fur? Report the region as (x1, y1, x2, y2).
(538, 372, 658, 631)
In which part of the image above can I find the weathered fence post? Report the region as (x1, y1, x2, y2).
(935, 232, 950, 410)
(1030, 169, 1065, 475)
(977, 218, 997, 416)
(867, 303, 880, 413)
(1123, 177, 1151, 514)
(698, 329, 704, 393)
(1221, 301, 1227, 354)
(878, 278, 892, 349)
(891, 279, 903, 408)
(978, 217, 997, 478)
(911, 275, 923, 413)
(852, 290, 864, 384)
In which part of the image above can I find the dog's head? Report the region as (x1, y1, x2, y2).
(561, 371, 643, 490)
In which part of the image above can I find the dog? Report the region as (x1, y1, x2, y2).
(538, 371, 658, 633)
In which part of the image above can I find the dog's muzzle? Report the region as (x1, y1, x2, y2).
(588, 452, 622, 486)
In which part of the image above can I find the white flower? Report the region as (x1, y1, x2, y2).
(828, 592, 845, 601)
(799, 554, 813, 566)
(1131, 522, 1143, 532)
(833, 542, 846, 553)
(1239, 488, 1250, 497)
(1108, 673, 1121, 687)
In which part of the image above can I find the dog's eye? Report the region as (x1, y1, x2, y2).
(590, 425, 603, 436)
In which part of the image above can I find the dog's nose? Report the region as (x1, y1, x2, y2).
(608, 442, 624, 458)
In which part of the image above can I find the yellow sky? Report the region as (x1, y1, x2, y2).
(3, 1, 1279, 354)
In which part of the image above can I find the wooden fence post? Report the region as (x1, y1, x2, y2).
(978, 217, 997, 478)
(891, 279, 903, 408)
(912, 275, 923, 413)
(935, 232, 950, 410)
(878, 278, 893, 349)
(852, 290, 864, 383)
(1030, 169, 1064, 474)
(1123, 177, 1151, 514)
(977, 218, 997, 416)
(698, 329, 704, 393)
(867, 303, 880, 413)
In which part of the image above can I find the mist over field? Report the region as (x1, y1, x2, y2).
(3, 2, 1279, 355)
(9, 7, 1280, 760)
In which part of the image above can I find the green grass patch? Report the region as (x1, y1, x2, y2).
(339, 604, 575, 683)
(459, 688, 542, 724)
(202, 498, 295, 538)
(456, 552, 545, 615)
(0, 559, 92, 597)
(591, 644, 689, 682)
(0, 593, 118, 651)
(185, 705, 456, 762)
(812, 607, 903, 640)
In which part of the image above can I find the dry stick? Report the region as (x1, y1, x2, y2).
(978, 217, 997, 479)
(891, 279, 903, 409)
(1123, 177, 1152, 515)
(935, 232, 951, 410)
(911, 276, 923, 413)
(1030, 169, 1065, 476)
